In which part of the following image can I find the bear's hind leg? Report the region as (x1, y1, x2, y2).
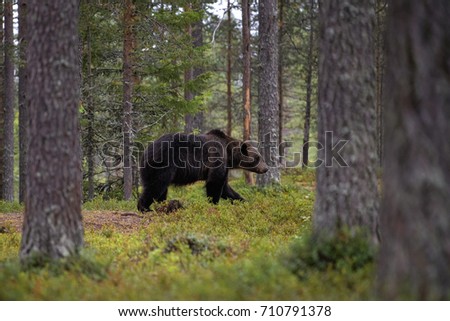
(138, 187, 154, 212)
(157, 188, 168, 202)
(138, 169, 174, 212)
(139, 182, 170, 211)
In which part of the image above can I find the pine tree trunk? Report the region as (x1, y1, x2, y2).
(302, 0, 315, 168)
(185, 3, 204, 133)
(257, 0, 280, 186)
(0, 2, 4, 199)
(18, 0, 28, 203)
(2, 0, 14, 201)
(314, 0, 379, 242)
(122, 0, 135, 201)
(192, 14, 204, 131)
(278, 0, 284, 162)
(377, 0, 450, 300)
(20, 0, 83, 261)
(242, 0, 254, 185)
(375, 0, 385, 167)
(226, 0, 232, 136)
(85, 13, 95, 201)
(184, 7, 194, 132)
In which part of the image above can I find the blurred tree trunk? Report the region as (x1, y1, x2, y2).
(20, 0, 84, 261)
(19, 0, 28, 203)
(375, 0, 386, 167)
(314, 0, 379, 242)
(302, 0, 315, 168)
(122, 0, 135, 201)
(242, 0, 254, 185)
(2, 0, 14, 201)
(377, 0, 450, 300)
(257, 0, 280, 186)
(85, 6, 95, 201)
(0, 2, 4, 200)
(226, 0, 232, 136)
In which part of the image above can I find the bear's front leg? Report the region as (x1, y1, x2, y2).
(205, 168, 227, 204)
(206, 181, 225, 204)
(221, 183, 245, 201)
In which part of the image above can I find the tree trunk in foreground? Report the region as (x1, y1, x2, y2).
(20, 0, 83, 261)
(313, 0, 379, 242)
(278, 0, 284, 163)
(18, 0, 28, 203)
(2, 0, 14, 201)
(85, 15, 95, 201)
(377, 0, 450, 300)
(0, 2, 4, 200)
(375, 0, 386, 167)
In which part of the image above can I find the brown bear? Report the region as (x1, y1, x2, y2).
(137, 129, 268, 212)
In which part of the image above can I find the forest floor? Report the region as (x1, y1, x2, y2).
(0, 210, 145, 234)
(0, 169, 375, 300)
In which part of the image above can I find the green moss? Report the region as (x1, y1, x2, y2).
(0, 171, 375, 300)
(0, 201, 23, 213)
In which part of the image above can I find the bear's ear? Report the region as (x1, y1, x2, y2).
(241, 143, 249, 156)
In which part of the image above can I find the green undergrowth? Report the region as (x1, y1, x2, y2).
(0, 170, 375, 300)
(0, 200, 23, 213)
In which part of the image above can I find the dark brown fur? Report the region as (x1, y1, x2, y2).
(137, 129, 268, 212)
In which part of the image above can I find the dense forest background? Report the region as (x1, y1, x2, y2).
(0, 0, 324, 201)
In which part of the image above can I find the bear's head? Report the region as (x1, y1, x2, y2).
(229, 142, 269, 174)
(207, 129, 269, 174)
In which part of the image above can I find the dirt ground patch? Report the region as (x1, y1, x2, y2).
(0, 210, 148, 234)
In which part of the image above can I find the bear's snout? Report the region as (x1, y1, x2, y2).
(256, 163, 269, 174)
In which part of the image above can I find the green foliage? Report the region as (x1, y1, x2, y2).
(19, 250, 110, 281)
(284, 229, 376, 279)
(0, 172, 375, 300)
(83, 197, 136, 212)
(79, 0, 213, 198)
(0, 251, 110, 300)
(0, 201, 23, 213)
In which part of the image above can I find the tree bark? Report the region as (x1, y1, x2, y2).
(377, 0, 450, 300)
(0, 2, 4, 199)
(85, 8, 95, 201)
(226, 0, 232, 136)
(19, 0, 28, 203)
(192, 13, 204, 131)
(242, 0, 254, 185)
(122, 0, 135, 201)
(278, 0, 284, 162)
(184, 2, 204, 133)
(184, 4, 194, 132)
(20, 0, 84, 261)
(2, 0, 14, 201)
(375, 0, 385, 167)
(302, 0, 315, 168)
(257, 0, 280, 186)
(314, 0, 379, 242)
